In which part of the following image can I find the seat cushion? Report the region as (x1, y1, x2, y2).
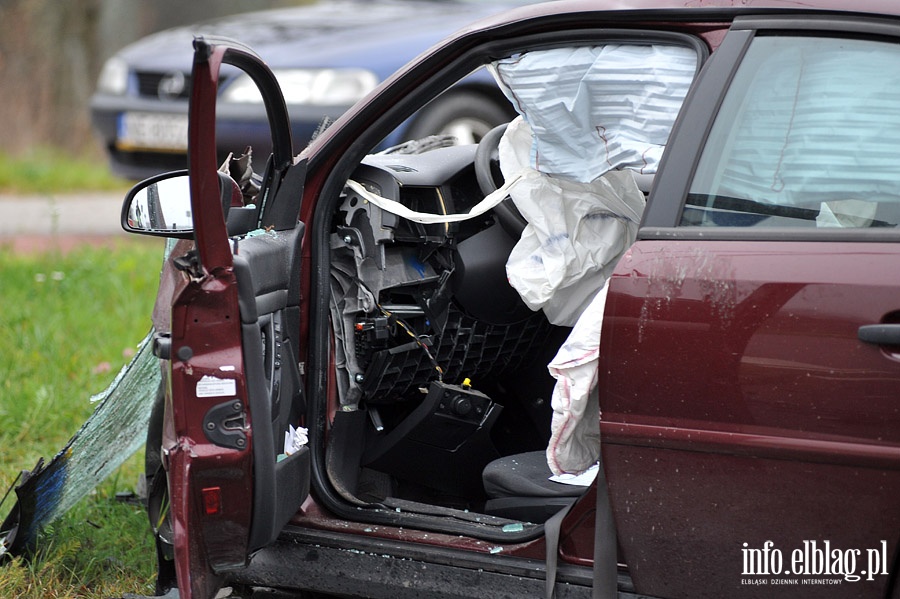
(482, 451, 586, 499)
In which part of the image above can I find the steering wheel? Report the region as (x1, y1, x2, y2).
(474, 123, 528, 238)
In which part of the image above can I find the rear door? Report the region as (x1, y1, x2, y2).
(601, 16, 900, 599)
(164, 38, 309, 599)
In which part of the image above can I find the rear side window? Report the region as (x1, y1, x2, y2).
(684, 36, 900, 229)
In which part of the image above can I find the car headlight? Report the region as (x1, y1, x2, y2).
(97, 56, 129, 95)
(222, 68, 379, 106)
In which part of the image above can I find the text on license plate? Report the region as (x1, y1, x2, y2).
(117, 112, 189, 152)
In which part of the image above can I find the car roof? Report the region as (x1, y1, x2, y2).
(481, 0, 900, 22)
(304, 0, 900, 158)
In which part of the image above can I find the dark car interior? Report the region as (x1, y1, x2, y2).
(317, 39, 701, 528)
(327, 141, 571, 522)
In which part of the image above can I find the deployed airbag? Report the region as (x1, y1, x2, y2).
(490, 44, 696, 183)
(489, 43, 697, 470)
(546, 288, 607, 475)
(500, 117, 644, 326)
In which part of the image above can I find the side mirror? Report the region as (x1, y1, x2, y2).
(122, 171, 194, 238)
(121, 170, 248, 238)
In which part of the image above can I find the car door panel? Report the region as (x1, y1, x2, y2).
(232, 226, 309, 552)
(164, 37, 310, 599)
(603, 241, 900, 442)
(166, 218, 308, 599)
(598, 17, 900, 596)
(167, 249, 253, 596)
(600, 240, 900, 598)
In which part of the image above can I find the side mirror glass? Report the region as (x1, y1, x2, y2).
(122, 171, 194, 238)
(121, 170, 248, 238)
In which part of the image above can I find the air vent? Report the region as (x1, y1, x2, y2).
(386, 164, 418, 173)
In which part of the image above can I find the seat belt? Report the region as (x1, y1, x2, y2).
(545, 460, 618, 599)
(544, 499, 574, 599)
(592, 460, 618, 599)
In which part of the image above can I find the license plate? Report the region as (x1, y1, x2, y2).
(117, 112, 189, 152)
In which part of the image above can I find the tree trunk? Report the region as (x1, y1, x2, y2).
(0, 0, 305, 157)
(0, 0, 104, 154)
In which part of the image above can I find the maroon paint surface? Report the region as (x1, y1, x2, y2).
(600, 240, 900, 597)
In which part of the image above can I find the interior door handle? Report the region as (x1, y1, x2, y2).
(858, 324, 900, 345)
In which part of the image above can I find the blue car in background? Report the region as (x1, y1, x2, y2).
(90, 0, 530, 179)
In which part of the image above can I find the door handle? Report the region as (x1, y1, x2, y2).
(858, 324, 900, 346)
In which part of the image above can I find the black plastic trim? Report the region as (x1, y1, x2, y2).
(231, 225, 310, 552)
(859, 324, 900, 346)
(732, 13, 900, 35)
(205, 36, 294, 172)
(641, 28, 752, 229)
(264, 158, 307, 232)
(228, 527, 648, 599)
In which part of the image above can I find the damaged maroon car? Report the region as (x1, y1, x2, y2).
(28, 1, 900, 597)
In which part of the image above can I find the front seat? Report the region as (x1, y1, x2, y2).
(482, 451, 586, 523)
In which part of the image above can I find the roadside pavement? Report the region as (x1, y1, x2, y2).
(0, 191, 127, 236)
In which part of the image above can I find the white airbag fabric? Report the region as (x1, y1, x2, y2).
(490, 44, 697, 473)
(491, 45, 696, 183)
(546, 286, 608, 475)
(500, 117, 644, 326)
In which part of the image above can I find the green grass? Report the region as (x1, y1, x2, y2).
(0, 148, 129, 195)
(0, 239, 165, 597)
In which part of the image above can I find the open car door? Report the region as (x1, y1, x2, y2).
(161, 37, 310, 598)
